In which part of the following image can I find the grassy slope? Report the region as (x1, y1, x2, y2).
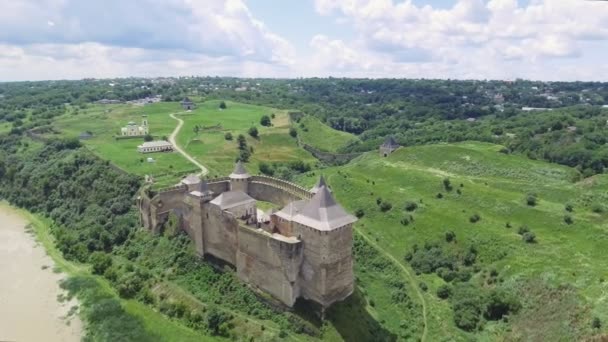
(297, 141, 608, 340)
(174, 100, 316, 176)
(296, 116, 358, 153)
(53, 103, 196, 177)
(0, 203, 217, 342)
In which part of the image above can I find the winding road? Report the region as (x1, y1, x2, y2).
(169, 112, 209, 176)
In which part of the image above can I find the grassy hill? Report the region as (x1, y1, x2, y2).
(175, 100, 316, 176)
(295, 115, 359, 153)
(297, 142, 608, 340)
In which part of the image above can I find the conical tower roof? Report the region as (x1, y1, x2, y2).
(229, 160, 250, 179)
(293, 186, 356, 231)
(310, 175, 331, 194)
(382, 136, 399, 148)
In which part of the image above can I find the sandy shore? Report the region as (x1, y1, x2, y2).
(0, 206, 82, 342)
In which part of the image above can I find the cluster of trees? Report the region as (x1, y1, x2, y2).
(258, 160, 311, 180)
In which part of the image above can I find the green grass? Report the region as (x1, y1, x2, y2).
(296, 141, 608, 340)
(1, 203, 218, 342)
(296, 115, 358, 153)
(53, 102, 196, 177)
(174, 100, 316, 176)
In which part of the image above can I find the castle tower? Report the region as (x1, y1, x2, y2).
(379, 136, 400, 157)
(229, 161, 251, 193)
(292, 185, 357, 308)
(310, 175, 331, 194)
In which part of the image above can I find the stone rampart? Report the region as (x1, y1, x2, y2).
(249, 175, 312, 206)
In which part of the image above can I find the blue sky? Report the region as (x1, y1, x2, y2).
(0, 0, 606, 81)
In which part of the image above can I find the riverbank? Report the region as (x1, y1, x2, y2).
(0, 205, 82, 342)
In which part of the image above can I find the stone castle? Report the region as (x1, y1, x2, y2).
(138, 162, 356, 309)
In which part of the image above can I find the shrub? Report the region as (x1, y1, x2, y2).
(400, 217, 410, 226)
(591, 203, 605, 213)
(380, 202, 393, 212)
(355, 209, 365, 218)
(206, 308, 230, 336)
(564, 214, 574, 225)
(445, 231, 456, 242)
(436, 193, 444, 199)
(437, 284, 452, 299)
(289, 127, 297, 138)
(376, 197, 382, 205)
(469, 214, 481, 223)
(90, 252, 113, 275)
(419, 282, 428, 292)
(271, 113, 276, 119)
(259, 162, 273, 176)
(219, 101, 227, 109)
(522, 232, 536, 243)
(260, 115, 271, 126)
(404, 201, 418, 212)
(517, 225, 529, 235)
(526, 193, 538, 206)
(592, 317, 602, 329)
(224, 132, 233, 140)
(248, 126, 259, 138)
(565, 203, 574, 212)
(483, 289, 521, 321)
(443, 178, 453, 191)
(143, 134, 153, 142)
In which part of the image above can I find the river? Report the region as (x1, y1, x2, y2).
(0, 206, 82, 342)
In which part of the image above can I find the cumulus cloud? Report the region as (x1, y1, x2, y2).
(311, 0, 608, 80)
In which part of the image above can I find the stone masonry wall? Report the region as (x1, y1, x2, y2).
(236, 225, 303, 306)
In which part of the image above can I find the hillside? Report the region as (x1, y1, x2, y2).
(298, 142, 608, 340)
(295, 115, 359, 153)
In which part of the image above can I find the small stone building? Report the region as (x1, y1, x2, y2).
(379, 136, 400, 157)
(181, 97, 195, 110)
(137, 141, 174, 153)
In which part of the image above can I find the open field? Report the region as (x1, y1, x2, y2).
(296, 141, 608, 340)
(174, 100, 316, 176)
(295, 115, 359, 153)
(52, 102, 196, 177)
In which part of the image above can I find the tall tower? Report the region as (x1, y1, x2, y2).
(229, 161, 251, 193)
(142, 115, 149, 135)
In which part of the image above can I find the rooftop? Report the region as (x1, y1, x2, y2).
(138, 141, 173, 148)
(310, 175, 331, 194)
(381, 136, 399, 148)
(229, 161, 251, 179)
(210, 191, 255, 210)
(275, 199, 308, 220)
(293, 186, 357, 231)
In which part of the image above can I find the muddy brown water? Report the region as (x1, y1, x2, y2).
(0, 207, 82, 342)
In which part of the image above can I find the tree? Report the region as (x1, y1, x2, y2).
(355, 208, 365, 218)
(380, 201, 392, 212)
(206, 308, 230, 336)
(259, 162, 273, 176)
(260, 115, 271, 126)
(219, 101, 227, 109)
(237, 134, 247, 149)
(248, 126, 258, 138)
(443, 177, 453, 191)
(564, 214, 574, 225)
(437, 284, 452, 299)
(404, 201, 418, 212)
(445, 231, 456, 242)
(90, 251, 112, 275)
(592, 317, 602, 329)
(483, 289, 521, 321)
(526, 193, 538, 206)
(143, 134, 153, 142)
(289, 127, 297, 138)
(224, 132, 233, 140)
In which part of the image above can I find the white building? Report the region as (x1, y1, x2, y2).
(137, 141, 173, 153)
(121, 115, 149, 136)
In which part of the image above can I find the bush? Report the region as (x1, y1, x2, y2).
(517, 225, 529, 235)
(526, 193, 538, 206)
(592, 317, 601, 329)
(483, 289, 521, 321)
(591, 203, 605, 213)
(289, 127, 297, 138)
(469, 214, 481, 223)
(404, 201, 418, 212)
(443, 178, 453, 191)
(380, 202, 393, 212)
(445, 231, 456, 242)
(248, 126, 259, 138)
(436, 193, 444, 199)
(143, 134, 153, 142)
(419, 282, 428, 292)
(437, 284, 452, 299)
(355, 209, 365, 218)
(219, 101, 227, 109)
(564, 214, 574, 225)
(206, 308, 230, 336)
(522, 232, 536, 243)
(260, 115, 271, 126)
(224, 132, 233, 140)
(400, 217, 410, 226)
(565, 203, 574, 212)
(90, 252, 113, 275)
(376, 197, 382, 205)
(259, 162, 274, 176)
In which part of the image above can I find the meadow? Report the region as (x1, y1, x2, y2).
(296, 141, 608, 340)
(295, 115, 359, 153)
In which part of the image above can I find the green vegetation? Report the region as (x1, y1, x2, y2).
(295, 115, 359, 153)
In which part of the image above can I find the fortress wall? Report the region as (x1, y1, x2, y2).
(208, 180, 229, 194)
(248, 176, 311, 207)
(236, 225, 303, 306)
(201, 205, 238, 265)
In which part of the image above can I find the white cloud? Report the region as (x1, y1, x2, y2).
(310, 0, 608, 80)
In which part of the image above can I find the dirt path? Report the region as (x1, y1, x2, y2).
(169, 112, 209, 176)
(0, 206, 82, 342)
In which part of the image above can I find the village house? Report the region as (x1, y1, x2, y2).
(137, 141, 174, 153)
